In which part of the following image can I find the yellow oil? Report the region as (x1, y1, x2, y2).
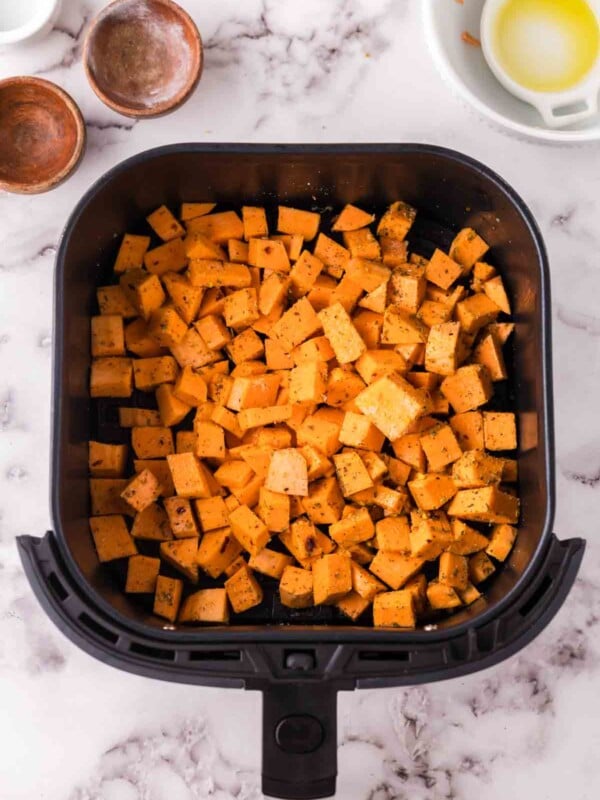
(493, 0, 600, 92)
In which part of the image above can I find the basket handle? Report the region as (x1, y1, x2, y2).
(262, 682, 338, 799)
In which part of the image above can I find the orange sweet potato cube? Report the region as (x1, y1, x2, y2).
(425, 322, 464, 376)
(223, 288, 260, 330)
(228, 504, 270, 555)
(419, 423, 462, 472)
(88, 441, 128, 477)
(425, 249, 462, 290)
(125, 554, 161, 593)
(279, 566, 313, 608)
(448, 487, 519, 523)
(172, 366, 208, 406)
(226, 329, 265, 364)
(179, 588, 229, 623)
(456, 293, 500, 334)
(289, 361, 327, 405)
(354, 350, 407, 384)
(369, 550, 424, 590)
(314, 233, 350, 276)
(160, 538, 199, 582)
(290, 517, 323, 561)
(197, 528, 243, 578)
(332, 203, 374, 231)
(153, 575, 183, 622)
(156, 383, 192, 426)
(408, 473, 457, 511)
(167, 452, 212, 498)
(188, 259, 251, 288)
(133, 355, 178, 391)
(451, 449, 505, 488)
(125, 318, 167, 358)
(355, 372, 432, 441)
(339, 411, 385, 451)
(144, 238, 187, 276)
(342, 227, 381, 260)
(374, 516, 411, 553)
(376, 200, 416, 242)
(114, 233, 151, 273)
(121, 469, 162, 512)
(381, 307, 429, 344)
(147, 306, 188, 348)
(90, 357, 133, 398)
(146, 205, 185, 241)
(163, 496, 200, 538)
(225, 564, 263, 613)
(313, 553, 352, 605)
(258, 487, 290, 532)
(289, 250, 324, 296)
(186, 210, 244, 242)
(388, 263, 426, 313)
(333, 451, 373, 497)
(97, 285, 138, 317)
(130, 502, 173, 541)
(265, 448, 308, 496)
(131, 427, 174, 459)
(329, 507, 374, 546)
(449, 227, 489, 272)
(450, 411, 484, 450)
(271, 297, 322, 351)
(448, 519, 489, 555)
(373, 590, 416, 627)
(441, 365, 493, 413)
(242, 206, 268, 240)
(318, 302, 367, 364)
(473, 332, 507, 381)
(468, 550, 496, 583)
(249, 547, 293, 579)
(248, 238, 290, 272)
(133, 459, 175, 496)
(486, 523, 517, 561)
(483, 411, 517, 450)
(438, 551, 468, 590)
(120, 269, 166, 319)
(227, 373, 281, 411)
(181, 202, 216, 221)
(351, 560, 385, 601)
(336, 591, 371, 621)
(278, 206, 320, 241)
(426, 581, 462, 610)
(302, 477, 345, 525)
(89, 515, 137, 562)
(91, 315, 125, 357)
(194, 495, 229, 532)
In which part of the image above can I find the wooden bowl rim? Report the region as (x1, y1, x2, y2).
(83, 0, 203, 119)
(0, 76, 86, 195)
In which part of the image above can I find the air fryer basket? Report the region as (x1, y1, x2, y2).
(18, 145, 584, 800)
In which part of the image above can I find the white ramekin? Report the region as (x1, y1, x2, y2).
(0, 0, 62, 46)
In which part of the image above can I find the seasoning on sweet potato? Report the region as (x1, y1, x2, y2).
(153, 575, 183, 622)
(89, 515, 137, 562)
(90, 198, 520, 627)
(125, 555, 161, 593)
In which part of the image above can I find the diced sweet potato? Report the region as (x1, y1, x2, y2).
(313, 553, 352, 605)
(130, 502, 173, 540)
(447, 487, 519, 523)
(179, 588, 229, 623)
(180, 202, 216, 221)
(131, 427, 174, 459)
(451, 449, 504, 488)
(447, 519, 489, 555)
(449, 227, 489, 272)
(483, 411, 517, 451)
(426, 581, 462, 610)
(97, 285, 138, 317)
(125, 555, 161, 593)
(89, 515, 137, 562)
(163, 496, 200, 538)
(197, 527, 242, 578)
(355, 373, 432, 441)
(441, 365, 493, 413)
(133, 355, 178, 391)
(120, 269, 166, 319)
(114, 233, 151, 273)
(419, 423, 462, 472)
(91, 315, 125, 357)
(152, 575, 183, 622)
(280, 565, 313, 608)
(249, 547, 293, 579)
(375, 516, 411, 552)
(225, 564, 263, 613)
(333, 451, 373, 496)
(90, 357, 133, 398)
(329, 507, 374, 546)
(373, 589, 416, 627)
(265, 448, 308, 496)
(167, 452, 212, 498)
(89, 441, 128, 477)
(376, 201, 416, 242)
(228, 504, 270, 555)
(187, 210, 244, 243)
(425, 249, 462, 290)
(425, 322, 464, 376)
(409, 511, 453, 559)
(438, 551, 468, 590)
(278, 206, 320, 241)
(486, 523, 517, 561)
(121, 469, 162, 512)
(468, 551, 496, 584)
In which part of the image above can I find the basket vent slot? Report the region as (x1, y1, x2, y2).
(129, 642, 176, 661)
(358, 650, 410, 662)
(79, 613, 119, 644)
(48, 572, 68, 601)
(519, 575, 553, 618)
(189, 649, 241, 662)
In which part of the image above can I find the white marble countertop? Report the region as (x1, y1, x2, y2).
(1, 1, 600, 798)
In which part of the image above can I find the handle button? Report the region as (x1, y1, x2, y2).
(275, 714, 324, 754)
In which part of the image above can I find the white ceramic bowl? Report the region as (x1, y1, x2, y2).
(422, 0, 600, 143)
(0, 0, 62, 46)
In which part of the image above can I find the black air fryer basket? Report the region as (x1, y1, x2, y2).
(18, 145, 584, 800)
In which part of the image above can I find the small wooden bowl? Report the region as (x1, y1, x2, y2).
(0, 77, 85, 194)
(84, 0, 203, 118)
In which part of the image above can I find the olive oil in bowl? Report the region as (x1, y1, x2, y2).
(492, 0, 600, 93)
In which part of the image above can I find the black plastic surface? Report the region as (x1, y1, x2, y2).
(16, 144, 587, 800)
